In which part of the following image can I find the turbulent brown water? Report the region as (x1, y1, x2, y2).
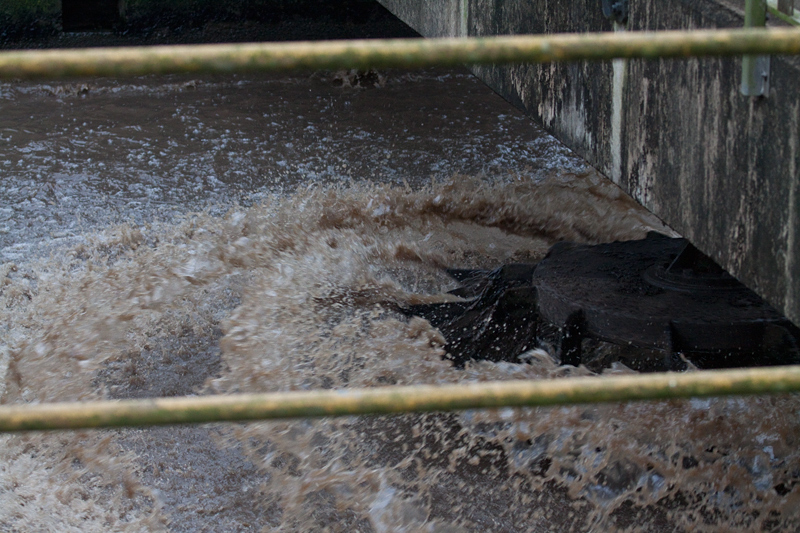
(1, 68, 799, 532)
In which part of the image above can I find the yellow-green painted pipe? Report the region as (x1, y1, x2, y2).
(2, 365, 800, 432)
(1, 28, 799, 80)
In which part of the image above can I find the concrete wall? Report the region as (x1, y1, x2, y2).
(378, 0, 800, 326)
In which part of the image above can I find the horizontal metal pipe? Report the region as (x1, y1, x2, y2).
(1, 28, 799, 80)
(2, 365, 800, 432)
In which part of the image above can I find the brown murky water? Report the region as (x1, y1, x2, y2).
(1, 66, 799, 532)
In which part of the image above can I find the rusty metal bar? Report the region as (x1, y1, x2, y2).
(1, 365, 800, 432)
(0, 28, 799, 80)
(742, 0, 771, 96)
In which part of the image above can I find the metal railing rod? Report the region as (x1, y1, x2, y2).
(772, 0, 800, 25)
(2, 365, 800, 432)
(1, 28, 799, 80)
(743, 0, 770, 95)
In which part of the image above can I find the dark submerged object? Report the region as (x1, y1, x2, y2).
(404, 232, 800, 372)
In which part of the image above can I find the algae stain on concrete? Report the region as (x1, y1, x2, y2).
(786, 101, 799, 323)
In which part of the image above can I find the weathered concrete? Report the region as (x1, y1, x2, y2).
(377, 0, 800, 326)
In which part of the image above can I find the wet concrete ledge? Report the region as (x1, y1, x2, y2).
(376, 0, 800, 327)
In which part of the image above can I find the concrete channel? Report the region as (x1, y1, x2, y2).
(2, 1, 800, 531)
